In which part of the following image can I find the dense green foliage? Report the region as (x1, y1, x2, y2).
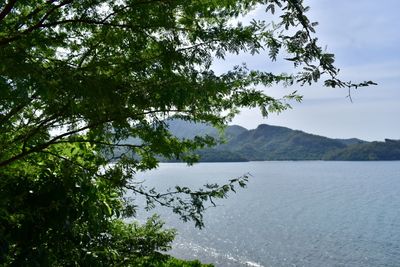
(0, 0, 373, 265)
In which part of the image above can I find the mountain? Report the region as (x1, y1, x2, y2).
(219, 124, 347, 160)
(165, 119, 400, 161)
(166, 119, 247, 139)
(324, 139, 400, 160)
(165, 119, 248, 162)
(167, 119, 217, 139)
(334, 138, 367, 146)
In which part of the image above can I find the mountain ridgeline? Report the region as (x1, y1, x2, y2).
(166, 120, 400, 161)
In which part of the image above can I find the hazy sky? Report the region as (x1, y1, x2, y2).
(221, 0, 400, 141)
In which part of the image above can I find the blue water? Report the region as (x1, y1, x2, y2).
(135, 161, 400, 267)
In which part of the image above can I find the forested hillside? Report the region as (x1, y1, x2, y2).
(165, 120, 400, 161)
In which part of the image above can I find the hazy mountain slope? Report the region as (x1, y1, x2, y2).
(165, 119, 248, 161)
(167, 119, 217, 139)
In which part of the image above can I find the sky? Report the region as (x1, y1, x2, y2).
(219, 0, 400, 141)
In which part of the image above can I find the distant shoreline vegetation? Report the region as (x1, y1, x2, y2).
(147, 120, 400, 162)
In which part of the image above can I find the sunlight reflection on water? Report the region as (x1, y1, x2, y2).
(135, 161, 400, 267)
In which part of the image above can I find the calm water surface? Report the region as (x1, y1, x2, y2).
(135, 161, 400, 267)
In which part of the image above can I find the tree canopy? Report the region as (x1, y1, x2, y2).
(0, 0, 374, 265)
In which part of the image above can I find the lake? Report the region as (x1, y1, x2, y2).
(135, 161, 400, 267)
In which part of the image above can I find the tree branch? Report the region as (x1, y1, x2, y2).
(0, 119, 103, 168)
(0, 108, 188, 167)
(0, 92, 39, 127)
(0, 0, 73, 46)
(41, 149, 97, 174)
(52, 139, 144, 149)
(0, 0, 17, 22)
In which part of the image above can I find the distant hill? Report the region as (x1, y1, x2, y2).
(164, 119, 400, 161)
(324, 139, 400, 160)
(165, 119, 248, 162)
(167, 119, 218, 139)
(218, 124, 347, 160)
(166, 119, 247, 140)
(334, 138, 367, 146)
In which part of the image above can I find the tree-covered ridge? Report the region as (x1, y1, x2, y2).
(0, 0, 374, 265)
(164, 120, 399, 161)
(324, 139, 400, 161)
(222, 124, 346, 160)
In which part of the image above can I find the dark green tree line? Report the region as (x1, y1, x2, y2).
(0, 0, 374, 265)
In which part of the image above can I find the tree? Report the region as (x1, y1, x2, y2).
(0, 0, 374, 265)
